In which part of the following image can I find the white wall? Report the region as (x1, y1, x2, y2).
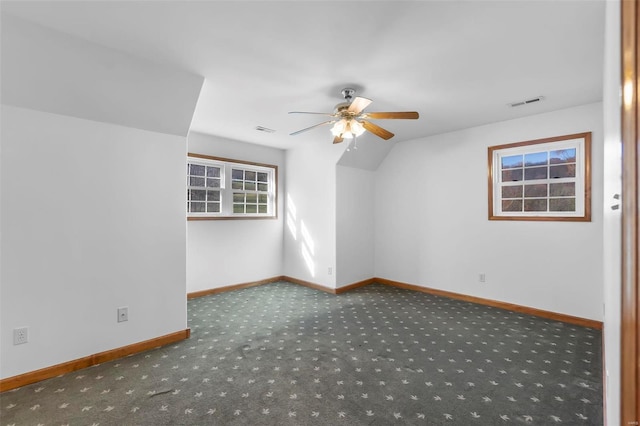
(337, 138, 396, 171)
(283, 140, 347, 289)
(186, 133, 285, 293)
(0, 106, 188, 379)
(602, 0, 621, 424)
(336, 166, 375, 287)
(375, 103, 604, 321)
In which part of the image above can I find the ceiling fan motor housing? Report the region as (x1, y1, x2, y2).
(334, 103, 351, 114)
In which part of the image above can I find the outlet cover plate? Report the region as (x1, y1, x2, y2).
(117, 307, 128, 322)
(13, 327, 28, 345)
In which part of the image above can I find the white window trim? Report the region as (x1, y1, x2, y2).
(488, 132, 591, 222)
(187, 153, 277, 220)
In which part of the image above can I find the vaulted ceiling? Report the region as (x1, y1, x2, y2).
(1, 1, 605, 150)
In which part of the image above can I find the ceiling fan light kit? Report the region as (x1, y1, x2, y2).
(289, 88, 419, 144)
(330, 118, 366, 139)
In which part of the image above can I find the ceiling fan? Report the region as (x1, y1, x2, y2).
(289, 88, 419, 144)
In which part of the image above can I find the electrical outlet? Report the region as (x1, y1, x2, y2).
(479, 273, 486, 283)
(328, 267, 333, 275)
(117, 307, 128, 323)
(13, 327, 28, 345)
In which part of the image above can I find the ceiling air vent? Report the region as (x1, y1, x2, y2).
(255, 126, 276, 133)
(508, 96, 545, 108)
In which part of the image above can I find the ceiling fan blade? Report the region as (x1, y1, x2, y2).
(288, 111, 335, 116)
(365, 111, 419, 120)
(347, 97, 373, 114)
(361, 120, 395, 140)
(333, 135, 344, 144)
(290, 120, 335, 136)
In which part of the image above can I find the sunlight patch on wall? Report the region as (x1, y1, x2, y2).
(301, 244, 315, 277)
(286, 192, 316, 277)
(300, 221, 315, 255)
(300, 220, 316, 277)
(286, 193, 297, 240)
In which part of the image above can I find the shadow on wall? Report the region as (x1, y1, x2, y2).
(287, 193, 316, 277)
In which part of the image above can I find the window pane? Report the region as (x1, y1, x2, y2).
(191, 202, 205, 212)
(524, 166, 547, 180)
(502, 199, 522, 212)
(502, 169, 523, 182)
(233, 193, 245, 203)
(550, 148, 577, 164)
(190, 189, 206, 201)
(207, 190, 220, 202)
(258, 172, 268, 182)
(549, 198, 575, 211)
(246, 193, 257, 203)
(246, 204, 257, 214)
(233, 204, 244, 213)
(206, 178, 220, 188)
(524, 199, 547, 211)
(190, 177, 205, 187)
(245, 171, 256, 181)
(206, 166, 220, 177)
(258, 193, 268, 203)
(549, 182, 575, 197)
(501, 155, 522, 169)
(245, 182, 256, 191)
(232, 169, 243, 180)
(524, 152, 548, 166)
(206, 203, 220, 213)
(258, 205, 267, 214)
(232, 181, 243, 190)
(501, 185, 522, 198)
(524, 184, 547, 198)
(189, 164, 205, 176)
(258, 183, 268, 192)
(550, 164, 576, 178)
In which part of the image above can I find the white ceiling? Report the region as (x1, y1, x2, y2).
(1, 1, 605, 150)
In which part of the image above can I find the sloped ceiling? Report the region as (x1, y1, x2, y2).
(1, 14, 204, 137)
(1, 1, 604, 149)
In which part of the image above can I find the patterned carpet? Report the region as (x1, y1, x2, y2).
(1, 281, 603, 425)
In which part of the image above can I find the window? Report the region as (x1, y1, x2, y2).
(187, 153, 277, 220)
(488, 132, 591, 221)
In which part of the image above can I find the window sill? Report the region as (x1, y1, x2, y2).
(187, 216, 277, 221)
(488, 214, 590, 222)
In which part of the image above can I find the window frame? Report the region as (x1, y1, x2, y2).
(187, 153, 278, 221)
(488, 132, 591, 222)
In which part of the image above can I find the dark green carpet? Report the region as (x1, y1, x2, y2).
(0, 281, 603, 425)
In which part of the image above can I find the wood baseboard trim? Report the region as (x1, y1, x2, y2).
(187, 276, 285, 299)
(376, 278, 603, 330)
(336, 278, 376, 294)
(187, 275, 354, 298)
(282, 276, 336, 294)
(0, 329, 190, 393)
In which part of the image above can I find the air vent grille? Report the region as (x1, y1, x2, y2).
(509, 96, 544, 108)
(255, 126, 276, 133)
